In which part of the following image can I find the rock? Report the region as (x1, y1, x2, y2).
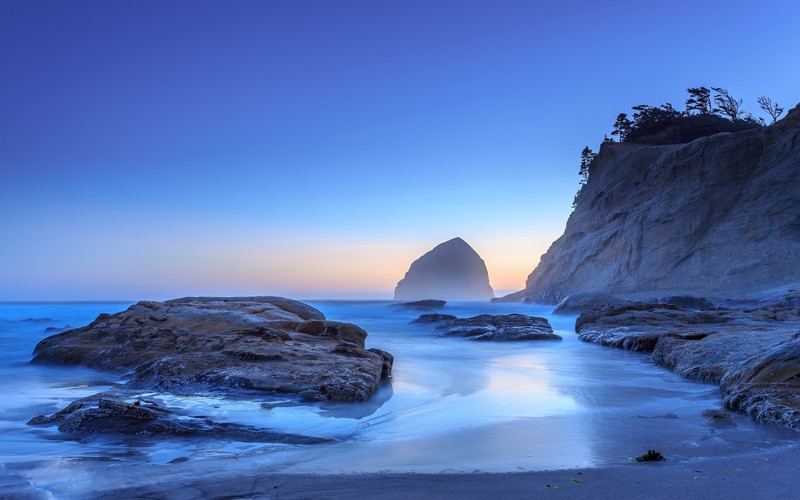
(368, 348, 394, 379)
(701, 409, 737, 428)
(44, 325, 72, 332)
(27, 392, 330, 444)
(761, 290, 800, 309)
(575, 303, 687, 353)
(394, 238, 494, 300)
(412, 313, 458, 323)
(22, 318, 55, 323)
(504, 105, 800, 303)
(31, 296, 393, 402)
(656, 296, 715, 310)
(575, 302, 800, 429)
(295, 320, 368, 348)
(552, 292, 632, 314)
(392, 299, 447, 310)
(428, 314, 561, 341)
(721, 333, 800, 429)
(635, 449, 665, 462)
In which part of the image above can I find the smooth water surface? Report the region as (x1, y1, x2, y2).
(0, 300, 796, 494)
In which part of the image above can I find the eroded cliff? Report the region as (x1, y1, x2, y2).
(511, 104, 800, 303)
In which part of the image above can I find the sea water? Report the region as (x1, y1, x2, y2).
(0, 300, 796, 494)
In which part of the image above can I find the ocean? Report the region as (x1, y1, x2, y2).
(0, 300, 795, 495)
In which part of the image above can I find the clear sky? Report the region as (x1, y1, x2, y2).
(1, 0, 798, 301)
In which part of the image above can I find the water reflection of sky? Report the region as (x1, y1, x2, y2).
(0, 300, 797, 479)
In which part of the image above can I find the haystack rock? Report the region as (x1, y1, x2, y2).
(394, 238, 494, 300)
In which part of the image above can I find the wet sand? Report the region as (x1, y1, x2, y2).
(66, 443, 795, 499)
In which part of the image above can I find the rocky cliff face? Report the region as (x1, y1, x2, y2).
(511, 104, 800, 303)
(395, 237, 494, 300)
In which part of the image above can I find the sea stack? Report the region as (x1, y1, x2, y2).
(394, 238, 494, 300)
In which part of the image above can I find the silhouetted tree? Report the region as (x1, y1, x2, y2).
(686, 87, 712, 114)
(611, 113, 633, 142)
(625, 103, 684, 141)
(602, 134, 614, 143)
(573, 146, 597, 208)
(712, 87, 744, 121)
(579, 146, 596, 185)
(631, 104, 682, 127)
(660, 103, 678, 114)
(757, 96, 784, 124)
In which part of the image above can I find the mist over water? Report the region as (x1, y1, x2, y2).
(0, 300, 796, 493)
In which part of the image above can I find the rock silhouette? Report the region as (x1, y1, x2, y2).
(395, 237, 494, 300)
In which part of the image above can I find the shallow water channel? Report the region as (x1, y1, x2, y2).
(0, 300, 796, 494)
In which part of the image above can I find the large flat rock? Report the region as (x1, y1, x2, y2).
(28, 391, 331, 444)
(32, 296, 393, 402)
(575, 302, 800, 429)
(417, 313, 561, 341)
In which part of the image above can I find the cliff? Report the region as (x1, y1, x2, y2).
(510, 104, 800, 303)
(395, 237, 494, 300)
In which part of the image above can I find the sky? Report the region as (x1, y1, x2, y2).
(1, 0, 799, 301)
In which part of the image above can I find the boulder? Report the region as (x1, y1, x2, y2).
(700, 409, 737, 428)
(28, 391, 330, 444)
(394, 238, 494, 300)
(412, 313, 458, 323)
(32, 297, 392, 402)
(553, 292, 631, 314)
(423, 313, 561, 341)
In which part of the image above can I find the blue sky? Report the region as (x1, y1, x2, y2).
(1, 0, 798, 300)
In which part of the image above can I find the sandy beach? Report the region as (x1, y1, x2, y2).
(42, 443, 784, 499)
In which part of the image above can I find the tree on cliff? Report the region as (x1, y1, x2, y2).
(686, 87, 713, 114)
(579, 146, 596, 185)
(611, 113, 633, 142)
(573, 146, 596, 208)
(712, 87, 744, 121)
(625, 104, 683, 140)
(758, 96, 784, 124)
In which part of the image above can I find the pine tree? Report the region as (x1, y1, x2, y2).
(686, 87, 712, 115)
(579, 146, 596, 185)
(611, 113, 633, 142)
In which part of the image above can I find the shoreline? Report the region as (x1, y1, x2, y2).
(5, 443, 797, 498)
(4, 300, 798, 498)
(76, 443, 798, 499)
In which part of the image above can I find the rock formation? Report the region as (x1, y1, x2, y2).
(32, 296, 393, 402)
(392, 299, 446, 310)
(415, 313, 561, 341)
(552, 292, 633, 315)
(394, 237, 494, 300)
(505, 104, 800, 303)
(28, 391, 331, 444)
(575, 301, 800, 429)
